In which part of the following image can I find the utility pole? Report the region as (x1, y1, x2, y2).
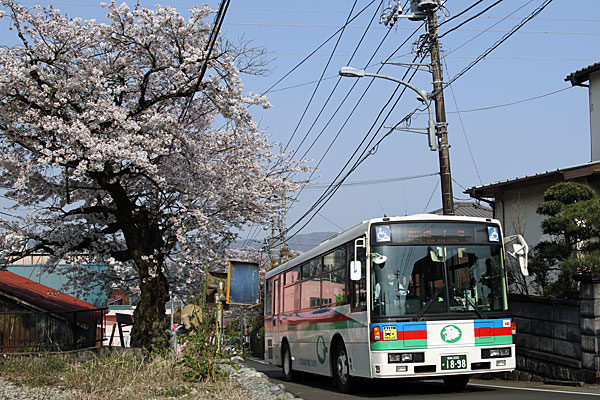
(426, 9, 454, 215)
(379, 0, 455, 215)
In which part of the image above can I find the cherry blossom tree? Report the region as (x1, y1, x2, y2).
(0, 1, 301, 349)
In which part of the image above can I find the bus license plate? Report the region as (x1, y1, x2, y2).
(441, 355, 467, 370)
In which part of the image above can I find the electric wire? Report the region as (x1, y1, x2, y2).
(249, 0, 553, 248)
(452, 177, 468, 191)
(437, 0, 536, 61)
(180, 0, 230, 122)
(439, 0, 504, 39)
(442, 58, 482, 185)
(317, 212, 344, 231)
(306, 172, 438, 189)
(268, 59, 586, 94)
(445, 86, 572, 113)
(276, 53, 428, 246)
(283, 0, 360, 154)
(438, 0, 485, 27)
(311, 0, 558, 226)
(244, 1, 380, 248)
(423, 179, 441, 213)
(259, 0, 378, 96)
(247, 1, 382, 249)
(272, 4, 415, 226)
(273, 14, 429, 245)
(280, 30, 424, 239)
(295, 3, 391, 162)
(442, 0, 556, 91)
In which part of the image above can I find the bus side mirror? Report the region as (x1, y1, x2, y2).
(504, 234, 529, 276)
(350, 261, 361, 281)
(351, 237, 366, 281)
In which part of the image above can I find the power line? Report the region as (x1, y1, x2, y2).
(12, 3, 600, 23)
(452, 178, 469, 192)
(439, 0, 504, 39)
(180, 0, 230, 121)
(220, 22, 600, 37)
(295, 3, 391, 162)
(438, 0, 485, 28)
(305, 173, 438, 189)
(423, 180, 440, 213)
(443, 58, 482, 185)
(282, 28, 424, 236)
(279, 53, 428, 246)
(317, 212, 344, 231)
(444, 86, 572, 114)
(246, 1, 383, 250)
(443, 0, 557, 90)
(259, 0, 378, 96)
(438, 0, 536, 61)
(283, 0, 360, 154)
(268, 59, 590, 94)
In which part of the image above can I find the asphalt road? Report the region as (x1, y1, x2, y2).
(246, 359, 600, 400)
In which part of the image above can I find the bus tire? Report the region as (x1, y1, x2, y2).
(282, 343, 294, 382)
(332, 342, 355, 393)
(443, 374, 470, 391)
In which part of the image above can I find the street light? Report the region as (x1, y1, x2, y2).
(339, 66, 437, 151)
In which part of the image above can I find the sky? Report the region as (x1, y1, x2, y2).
(1, 0, 598, 246)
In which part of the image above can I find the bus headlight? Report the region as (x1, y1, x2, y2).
(388, 352, 424, 363)
(481, 348, 511, 358)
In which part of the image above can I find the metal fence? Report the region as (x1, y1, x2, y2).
(0, 308, 106, 353)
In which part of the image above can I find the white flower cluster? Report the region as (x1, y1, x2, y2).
(0, 1, 305, 300)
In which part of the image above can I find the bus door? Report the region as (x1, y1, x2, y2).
(273, 276, 282, 364)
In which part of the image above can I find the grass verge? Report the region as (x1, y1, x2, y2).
(0, 351, 248, 400)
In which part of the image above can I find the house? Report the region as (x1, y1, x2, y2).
(466, 63, 600, 249)
(0, 270, 105, 352)
(7, 254, 108, 307)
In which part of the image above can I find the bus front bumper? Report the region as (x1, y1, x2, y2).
(370, 344, 515, 378)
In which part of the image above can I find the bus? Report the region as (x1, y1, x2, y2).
(263, 214, 528, 392)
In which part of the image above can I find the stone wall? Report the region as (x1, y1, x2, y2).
(509, 293, 582, 381)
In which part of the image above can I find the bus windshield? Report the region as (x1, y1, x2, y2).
(370, 244, 507, 318)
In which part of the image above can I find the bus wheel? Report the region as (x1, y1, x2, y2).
(443, 374, 470, 391)
(282, 343, 294, 382)
(333, 342, 355, 393)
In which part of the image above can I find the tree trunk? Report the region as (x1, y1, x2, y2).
(130, 266, 170, 351)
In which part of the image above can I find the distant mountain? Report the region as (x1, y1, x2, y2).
(233, 231, 337, 253)
(286, 232, 338, 252)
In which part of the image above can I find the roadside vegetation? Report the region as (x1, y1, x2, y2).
(529, 182, 600, 298)
(0, 350, 247, 400)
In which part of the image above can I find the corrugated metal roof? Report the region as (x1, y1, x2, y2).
(565, 61, 600, 86)
(465, 161, 600, 198)
(0, 270, 96, 312)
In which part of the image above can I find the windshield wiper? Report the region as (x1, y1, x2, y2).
(415, 284, 445, 321)
(450, 284, 486, 319)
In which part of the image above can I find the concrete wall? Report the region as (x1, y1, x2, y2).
(510, 294, 582, 381)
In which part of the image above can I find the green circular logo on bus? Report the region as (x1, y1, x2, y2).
(316, 336, 327, 364)
(440, 325, 462, 343)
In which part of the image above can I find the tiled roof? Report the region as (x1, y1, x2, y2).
(465, 161, 600, 198)
(565, 62, 600, 86)
(0, 270, 96, 312)
(430, 201, 493, 218)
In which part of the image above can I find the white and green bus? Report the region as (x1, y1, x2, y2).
(264, 214, 528, 392)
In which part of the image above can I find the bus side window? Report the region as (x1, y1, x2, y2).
(265, 279, 272, 316)
(349, 241, 367, 310)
